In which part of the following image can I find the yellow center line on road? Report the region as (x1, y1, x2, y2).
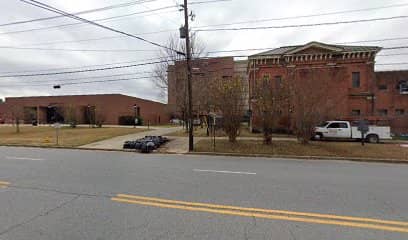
(116, 194, 408, 227)
(112, 194, 408, 233)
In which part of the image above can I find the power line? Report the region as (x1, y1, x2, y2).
(0, 50, 402, 78)
(1, 71, 153, 84)
(0, 0, 158, 27)
(337, 36, 408, 44)
(12, 1, 408, 47)
(208, 48, 273, 53)
(13, 0, 230, 37)
(0, 46, 159, 52)
(383, 46, 408, 50)
(2, 1, 405, 37)
(190, 0, 232, 4)
(9, 2, 407, 46)
(0, 23, 176, 36)
(25, 75, 158, 87)
(0, 71, 155, 86)
(193, 2, 408, 29)
(195, 15, 408, 32)
(377, 53, 408, 57)
(2, 60, 407, 87)
(62, 76, 153, 86)
(20, 35, 126, 46)
(20, 0, 184, 55)
(0, 60, 166, 78)
(0, 56, 168, 74)
(0, 6, 178, 36)
(206, 45, 408, 55)
(9, 42, 403, 55)
(376, 62, 408, 65)
(17, 34, 408, 49)
(139, 2, 179, 26)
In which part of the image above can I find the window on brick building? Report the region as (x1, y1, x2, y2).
(378, 84, 387, 90)
(263, 74, 270, 80)
(399, 81, 408, 94)
(395, 109, 405, 115)
(263, 74, 271, 85)
(352, 72, 360, 88)
(274, 75, 282, 88)
(377, 109, 388, 116)
(351, 109, 361, 116)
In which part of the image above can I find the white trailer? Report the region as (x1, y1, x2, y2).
(313, 121, 392, 143)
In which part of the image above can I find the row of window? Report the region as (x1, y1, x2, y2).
(264, 72, 408, 94)
(263, 72, 363, 88)
(377, 82, 408, 92)
(351, 109, 406, 116)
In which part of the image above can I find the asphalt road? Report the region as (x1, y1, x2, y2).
(0, 146, 407, 239)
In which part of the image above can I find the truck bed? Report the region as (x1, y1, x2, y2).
(350, 126, 392, 140)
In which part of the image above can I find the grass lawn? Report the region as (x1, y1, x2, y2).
(0, 126, 147, 147)
(195, 139, 408, 160)
(166, 126, 266, 138)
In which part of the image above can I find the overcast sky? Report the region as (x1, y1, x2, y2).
(0, 0, 407, 102)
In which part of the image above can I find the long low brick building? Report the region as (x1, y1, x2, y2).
(0, 94, 170, 125)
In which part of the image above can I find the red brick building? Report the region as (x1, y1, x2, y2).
(0, 94, 170, 125)
(375, 70, 408, 133)
(167, 57, 248, 118)
(248, 41, 408, 133)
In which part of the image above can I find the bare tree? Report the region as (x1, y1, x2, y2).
(213, 77, 246, 143)
(288, 67, 343, 144)
(253, 76, 291, 144)
(94, 105, 106, 128)
(8, 105, 24, 133)
(153, 33, 206, 132)
(152, 33, 206, 100)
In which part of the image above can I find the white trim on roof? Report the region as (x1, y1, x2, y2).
(285, 42, 343, 54)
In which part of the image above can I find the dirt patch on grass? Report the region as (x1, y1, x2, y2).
(0, 126, 147, 147)
(195, 140, 408, 160)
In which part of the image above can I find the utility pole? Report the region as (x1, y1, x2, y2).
(182, 0, 194, 151)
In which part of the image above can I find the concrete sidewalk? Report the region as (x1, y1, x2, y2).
(80, 127, 182, 150)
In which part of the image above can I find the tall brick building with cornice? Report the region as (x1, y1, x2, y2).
(248, 42, 408, 133)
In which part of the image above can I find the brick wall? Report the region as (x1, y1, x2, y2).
(374, 70, 408, 133)
(167, 57, 237, 118)
(0, 94, 170, 125)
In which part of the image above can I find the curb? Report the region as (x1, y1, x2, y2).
(0, 144, 184, 155)
(1, 144, 406, 164)
(0, 144, 128, 152)
(187, 151, 408, 164)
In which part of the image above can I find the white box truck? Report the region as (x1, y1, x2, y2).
(313, 121, 392, 143)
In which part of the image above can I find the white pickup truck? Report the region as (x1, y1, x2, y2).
(313, 121, 392, 143)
